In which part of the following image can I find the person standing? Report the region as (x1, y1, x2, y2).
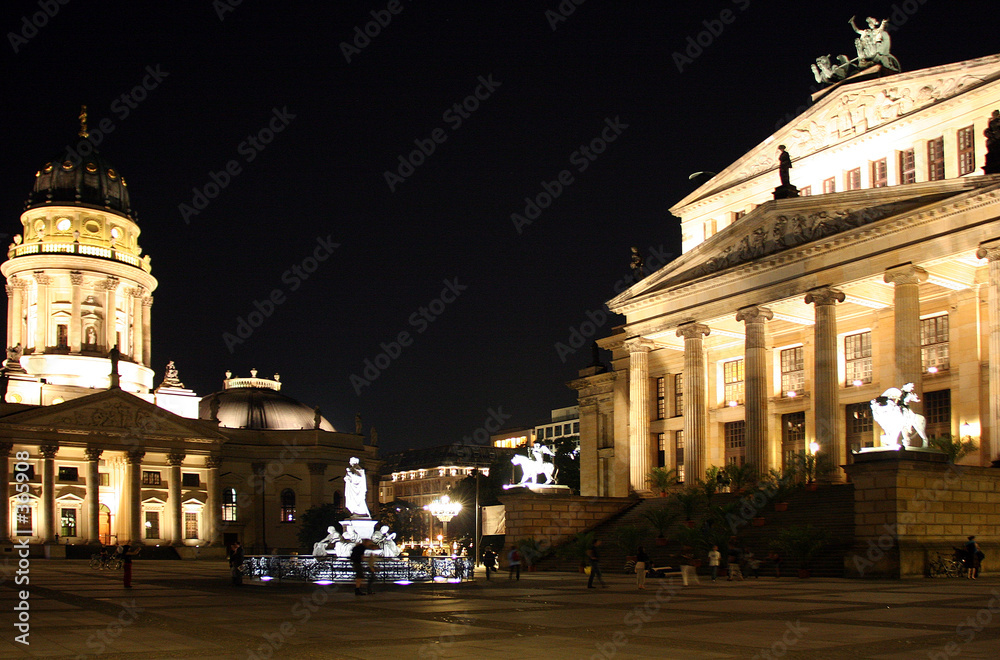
(587, 539, 607, 589)
(482, 546, 497, 581)
(635, 546, 650, 590)
(767, 550, 783, 578)
(228, 541, 245, 586)
(708, 545, 721, 582)
(965, 535, 981, 580)
(122, 542, 139, 588)
(507, 545, 522, 581)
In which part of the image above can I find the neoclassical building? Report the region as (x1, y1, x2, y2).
(1, 119, 377, 554)
(572, 53, 1000, 497)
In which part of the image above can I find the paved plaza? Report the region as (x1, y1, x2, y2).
(1, 559, 999, 659)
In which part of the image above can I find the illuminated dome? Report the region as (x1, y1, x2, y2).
(27, 149, 134, 220)
(199, 370, 336, 431)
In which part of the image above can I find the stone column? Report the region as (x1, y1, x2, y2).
(40, 444, 58, 542)
(0, 442, 11, 543)
(205, 455, 223, 545)
(130, 287, 145, 363)
(85, 447, 103, 544)
(977, 240, 1000, 466)
(70, 271, 83, 352)
(625, 339, 654, 493)
(5, 285, 13, 349)
(677, 323, 711, 483)
(142, 296, 153, 367)
(884, 264, 928, 426)
(9, 276, 25, 349)
(805, 288, 846, 480)
(168, 452, 185, 546)
(33, 272, 50, 352)
(124, 449, 144, 543)
(104, 277, 120, 351)
(737, 305, 773, 474)
(308, 462, 327, 508)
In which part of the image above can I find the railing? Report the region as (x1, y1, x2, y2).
(7, 242, 149, 272)
(242, 555, 474, 583)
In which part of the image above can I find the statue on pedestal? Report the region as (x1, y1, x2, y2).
(870, 383, 929, 448)
(344, 457, 370, 518)
(512, 445, 557, 485)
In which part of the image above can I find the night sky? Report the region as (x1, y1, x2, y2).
(1, 1, 996, 453)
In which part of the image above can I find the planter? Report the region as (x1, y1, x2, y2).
(797, 568, 811, 579)
(655, 537, 668, 547)
(752, 517, 766, 527)
(774, 502, 788, 512)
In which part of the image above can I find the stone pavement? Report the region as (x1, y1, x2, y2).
(1, 560, 999, 659)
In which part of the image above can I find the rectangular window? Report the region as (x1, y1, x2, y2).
(725, 421, 746, 449)
(182, 473, 200, 487)
(799, 185, 812, 196)
(958, 126, 976, 175)
(573, 422, 579, 433)
(60, 508, 77, 538)
(845, 331, 873, 386)
(928, 136, 945, 181)
(846, 402, 874, 451)
(545, 427, 553, 439)
(184, 512, 198, 539)
(675, 430, 684, 483)
(921, 315, 949, 373)
(563, 423, 572, 435)
(924, 390, 951, 437)
(823, 177, 836, 194)
(845, 167, 862, 191)
(56, 324, 68, 349)
(780, 346, 804, 397)
(723, 359, 745, 406)
(58, 466, 78, 481)
(899, 148, 916, 184)
(871, 158, 888, 187)
(673, 374, 684, 416)
(657, 432, 666, 468)
(781, 412, 806, 469)
(141, 471, 161, 486)
(99, 473, 110, 487)
(145, 511, 160, 539)
(17, 506, 33, 536)
(656, 377, 666, 419)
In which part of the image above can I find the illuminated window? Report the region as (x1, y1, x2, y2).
(56, 324, 68, 349)
(141, 471, 161, 486)
(899, 148, 916, 184)
(723, 359, 744, 405)
(845, 331, 872, 386)
(924, 390, 951, 438)
(673, 374, 684, 417)
(61, 508, 77, 538)
(724, 421, 745, 466)
(99, 472, 110, 486)
(145, 511, 159, 539)
(845, 167, 862, 191)
(871, 158, 887, 187)
(958, 126, 975, 175)
(928, 137, 945, 181)
(780, 346, 804, 397)
(58, 466, 78, 481)
(822, 177, 836, 194)
(846, 402, 874, 451)
(657, 433, 666, 468)
(656, 377, 666, 419)
(781, 412, 806, 468)
(675, 430, 684, 483)
(17, 506, 33, 535)
(222, 488, 237, 522)
(799, 185, 811, 196)
(280, 489, 296, 522)
(184, 512, 198, 539)
(921, 315, 949, 373)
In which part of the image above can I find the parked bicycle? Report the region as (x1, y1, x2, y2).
(928, 550, 963, 578)
(90, 547, 124, 570)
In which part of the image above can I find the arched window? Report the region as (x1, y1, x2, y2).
(222, 487, 237, 521)
(280, 489, 296, 522)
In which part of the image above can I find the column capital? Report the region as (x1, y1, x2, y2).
(307, 462, 327, 476)
(623, 337, 656, 354)
(70, 271, 84, 286)
(167, 452, 186, 466)
(805, 287, 845, 306)
(977, 239, 1000, 261)
(143, 296, 154, 307)
(84, 447, 103, 461)
(40, 444, 58, 459)
(103, 276, 120, 291)
(32, 271, 51, 286)
(125, 449, 145, 464)
(736, 305, 773, 324)
(205, 455, 224, 469)
(676, 322, 711, 340)
(8, 275, 27, 288)
(884, 264, 928, 286)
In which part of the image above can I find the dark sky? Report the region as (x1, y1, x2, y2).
(1, 1, 995, 453)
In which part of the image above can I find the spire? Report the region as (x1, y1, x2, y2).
(78, 105, 89, 139)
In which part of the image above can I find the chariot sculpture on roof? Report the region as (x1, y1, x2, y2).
(811, 15, 901, 86)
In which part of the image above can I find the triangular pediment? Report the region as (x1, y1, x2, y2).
(673, 54, 1000, 211)
(0, 388, 226, 445)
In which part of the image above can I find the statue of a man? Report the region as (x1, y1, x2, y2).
(629, 247, 645, 281)
(344, 457, 370, 518)
(777, 145, 792, 186)
(850, 15, 889, 64)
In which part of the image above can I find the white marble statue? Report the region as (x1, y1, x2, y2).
(344, 457, 370, 518)
(870, 383, 929, 448)
(371, 525, 400, 558)
(312, 525, 341, 557)
(511, 453, 556, 486)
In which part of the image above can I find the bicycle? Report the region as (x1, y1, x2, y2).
(89, 552, 124, 570)
(928, 551, 963, 578)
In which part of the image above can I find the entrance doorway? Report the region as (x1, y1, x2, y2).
(99, 504, 113, 545)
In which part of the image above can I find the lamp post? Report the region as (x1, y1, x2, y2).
(424, 495, 462, 551)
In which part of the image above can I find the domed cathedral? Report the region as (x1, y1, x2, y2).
(1, 113, 378, 557)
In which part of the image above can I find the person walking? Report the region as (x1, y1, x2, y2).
(965, 535, 981, 580)
(482, 546, 497, 581)
(507, 545, 522, 581)
(228, 541, 245, 586)
(635, 546, 650, 590)
(727, 543, 744, 581)
(122, 542, 139, 588)
(707, 545, 721, 581)
(351, 539, 377, 595)
(586, 539, 607, 588)
(746, 550, 761, 578)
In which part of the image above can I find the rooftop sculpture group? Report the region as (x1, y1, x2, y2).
(811, 15, 900, 86)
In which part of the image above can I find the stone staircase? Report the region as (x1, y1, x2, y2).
(537, 484, 855, 578)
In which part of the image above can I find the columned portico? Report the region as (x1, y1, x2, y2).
(884, 264, 928, 425)
(978, 240, 1000, 466)
(168, 452, 185, 545)
(626, 338, 654, 492)
(677, 323, 710, 483)
(85, 447, 103, 544)
(124, 449, 144, 542)
(737, 305, 773, 473)
(805, 288, 845, 480)
(205, 455, 223, 545)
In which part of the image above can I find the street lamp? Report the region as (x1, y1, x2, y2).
(424, 495, 462, 549)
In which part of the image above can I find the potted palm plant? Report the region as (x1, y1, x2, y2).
(928, 433, 978, 463)
(614, 524, 649, 570)
(770, 525, 829, 578)
(723, 462, 759, 494)
(558, 531, 595, 572)
(646, 467, 678, 497)
(642, 506, 679, 546)
(671, 487, 703, 528)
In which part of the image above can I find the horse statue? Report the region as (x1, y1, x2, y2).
(870, 383, 928, 448)
(511, 453, 557, 486)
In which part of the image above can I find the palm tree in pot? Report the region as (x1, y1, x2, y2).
(642, 506, 680, 546)
(769, 525, 829, 578)
(671, 486, 703, 528)
(646, 467, 679, 497)
(558, 531, 595, 572)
